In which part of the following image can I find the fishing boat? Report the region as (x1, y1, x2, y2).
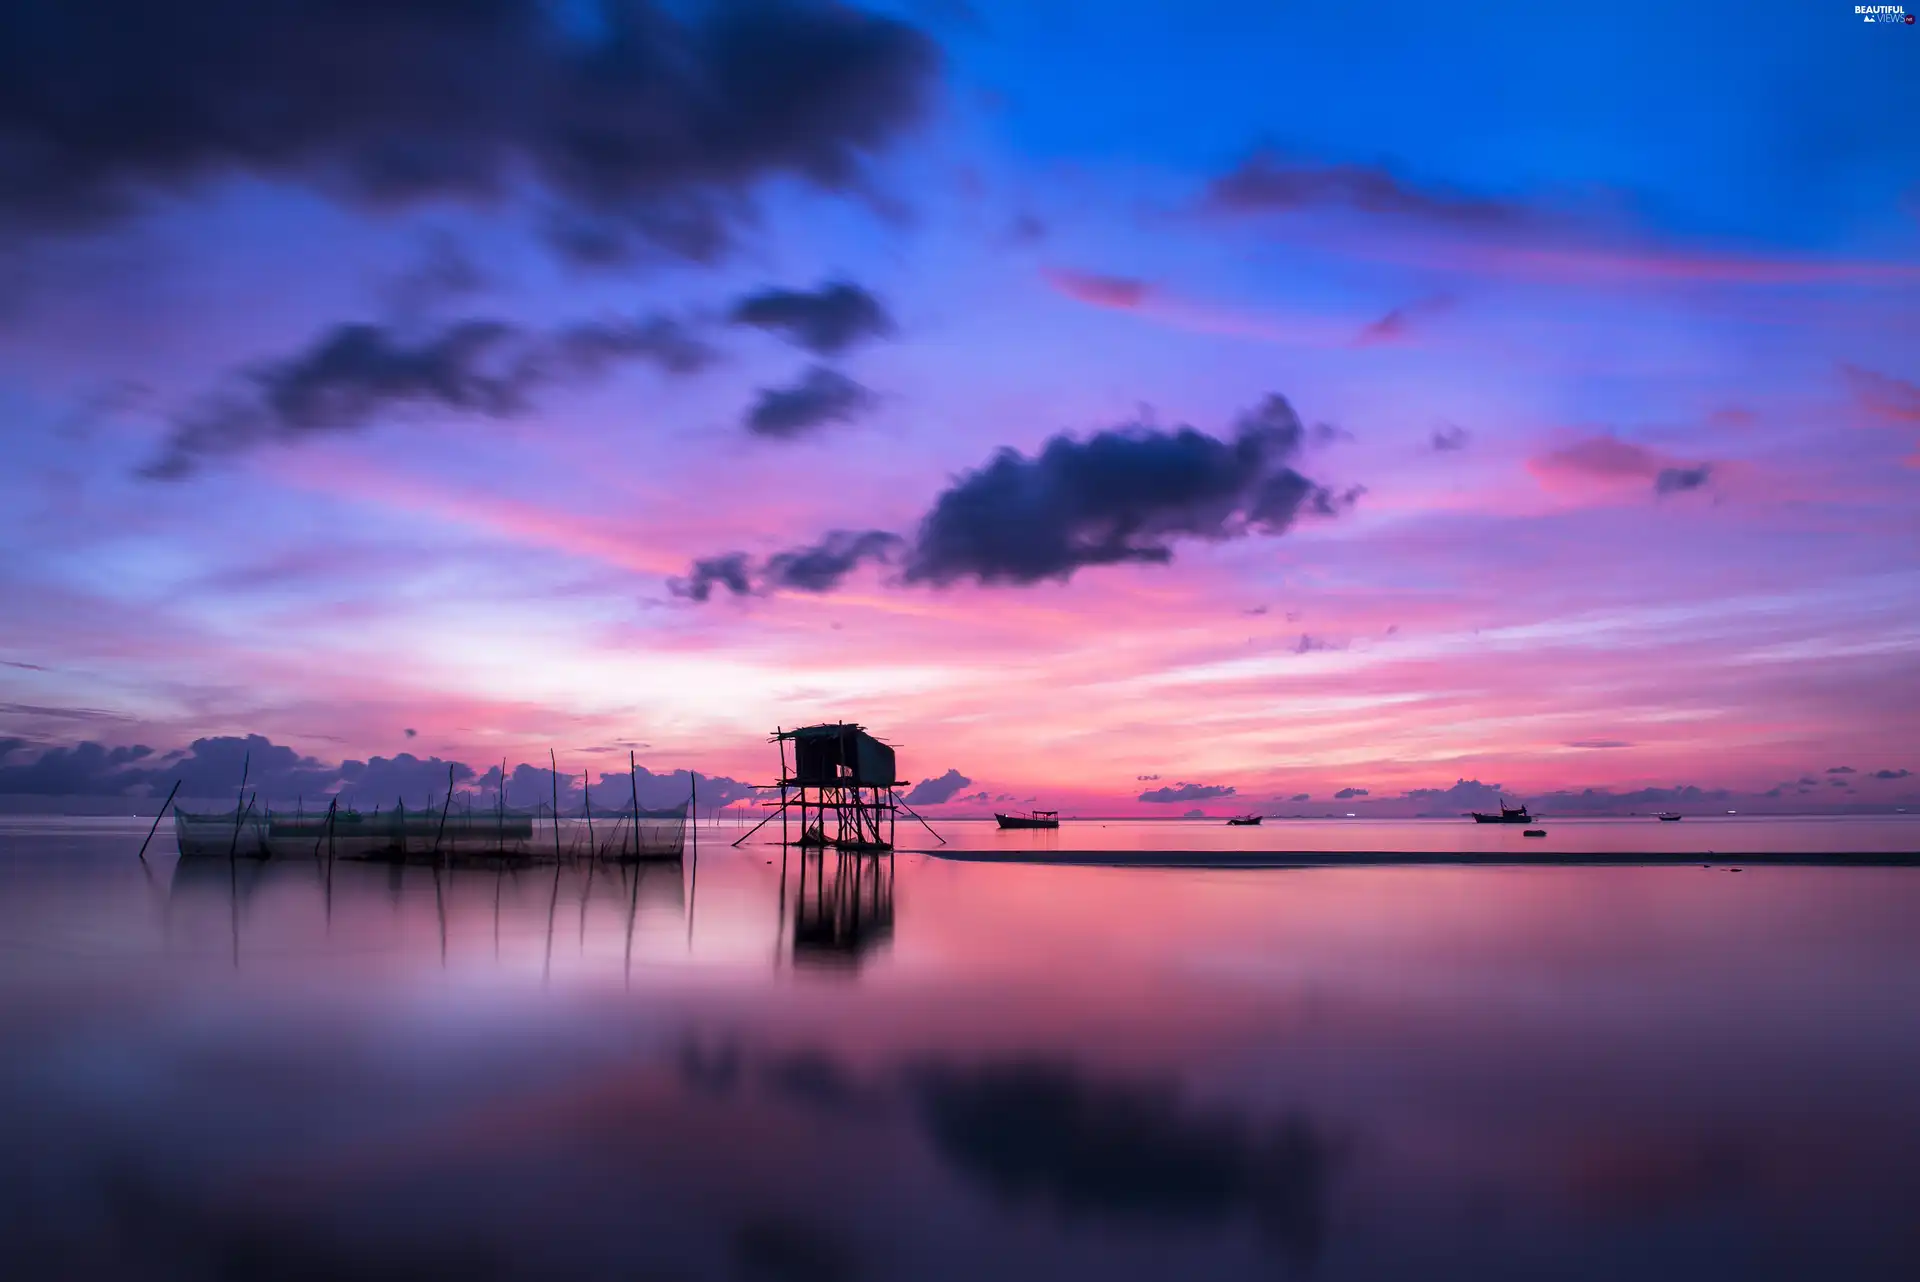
(1656, 812, 1683, 822)
(1470, 801, 1533, 825)
(1226, 815, 1263, 826)
(995, 810, 1059, 830)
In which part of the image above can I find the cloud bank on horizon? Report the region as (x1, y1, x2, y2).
(0, 0, 1915, 809)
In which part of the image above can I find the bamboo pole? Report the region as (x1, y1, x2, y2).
(433, 763, 455, 861)
(579, 773, 597, 949)
(583, 769, 596, 855)
(324, 797, 336, 927)
(138, 779, 181, 865)
(896, 795, 947, 845)
(686, 771, 699, 950)
(549, 750, 562, 865)
(730, 793, 797, 847)
(629, 751, 641, 858)
(227, 751, 251, 861)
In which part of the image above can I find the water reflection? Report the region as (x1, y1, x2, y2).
(162, 850, 688, 979)
(908, 1058, 1337, 1269)
(781, 848, 895, 972)
(3, 826, 1919, 1280)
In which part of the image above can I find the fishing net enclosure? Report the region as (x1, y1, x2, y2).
(174, 803, 688, 862)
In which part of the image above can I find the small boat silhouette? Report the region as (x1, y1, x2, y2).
(1226, 815, 1263, 826)
(995, 810, 1059, 830)
(1471, 800, 1532, 824)
(1656, 812, 1683, 822)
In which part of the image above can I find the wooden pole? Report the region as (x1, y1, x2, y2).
(896, 795, 947, 845)
(227, 751, 251, 861)
(623, 831, 642, 986)
(324, 798, 335, 932)
(579, 772, 597, 948)
(583, 769, 596, 855)
(549, 750, 563, 865)
(730, 793, 796, 847)
(686, 771, 699, 951)
(138, 779, 181, 865)
(433, 763, 455, 861)
(629, 750, 641, 859)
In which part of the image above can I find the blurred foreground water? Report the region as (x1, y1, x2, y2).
(2, 816, 1916, 1280)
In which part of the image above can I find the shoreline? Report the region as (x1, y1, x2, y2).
(916, 848, 1920, 868)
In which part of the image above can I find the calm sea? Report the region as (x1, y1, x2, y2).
(2, 815, 1917, 1280)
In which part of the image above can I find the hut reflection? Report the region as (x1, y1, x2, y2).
(784, 849, 894, 972)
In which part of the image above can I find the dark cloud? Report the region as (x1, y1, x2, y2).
(403, 728, 418, 739)
(1139, 782, 1236, 804)
(1353, 295, 1453, 348)
(1431, 424, 1470, 452)
(729, 280, 895, 355)
(1332, 787, 1368, 800)
(904, 768, 972, 805)
(1292, 634, 1343, 654)
(336, 753, 476, 806)
(148, 314, 713, 476)
(1398, 779, 1505, 808)
(1289, 793, 1311, 802)
(954, 790, 989, 803)
(1530, 435, 1716, 499)
(903, 395, 1353, 587)
(744, 365, 877, 438)
(1874, 768, 1912, 780)
(0, 732, 754, 809)
(1528, 784, 1732, 816)
(0, 0, 939, 264)
(1654, 464, 1713, 495)
(1827, 766, 1856, 774)
(762, 529, 905, 592)
(908, 1058, 1337, 1267)
(676, 391, 1357, 599)
(0, 741, 155, 796)
(1136, 774, 1161, 781)
(1565, 738, 1633, 749)
(383, 232, 488, 313)
(668, 553, 754, 603)
(669, 530, 900, 600)
(1829, 778, 1849, 789)
(1206, 149, 1529, 228)
(0, 733, 337, 802)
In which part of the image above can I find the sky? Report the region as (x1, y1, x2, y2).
(0, 0, 1916, 815)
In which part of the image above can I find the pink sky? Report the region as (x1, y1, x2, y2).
(0, 1, 1915, 813)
